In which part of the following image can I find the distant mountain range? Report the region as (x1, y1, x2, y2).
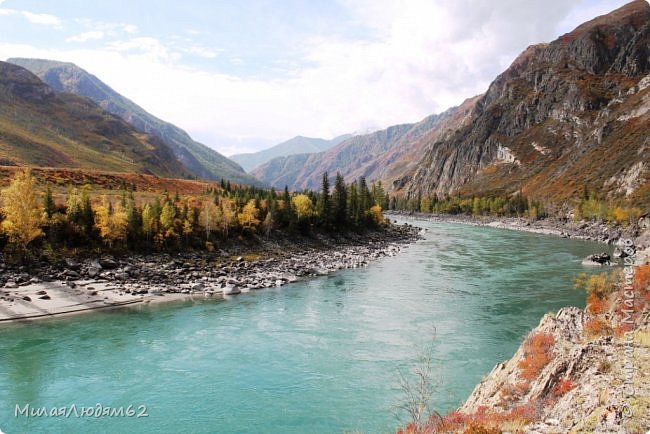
(252, 98, 478, 190)
(230, 134, 351, 172)
(254, 0, 650, 208)
(7, 58, 259, 185)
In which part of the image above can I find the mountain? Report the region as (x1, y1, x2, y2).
(254, 0, 650, 210)
(0, 61, 188, 177)
(401, 0, 650, 206)
(252, 96, 478, 190)
(231, 135, 351, 172)
(7, 58, 259, 185)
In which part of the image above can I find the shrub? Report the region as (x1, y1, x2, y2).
(586, 293, 609, 314)
(552, 378, 576, 396)
(518, 333, 555, 381)
(584, 318, 612, 338)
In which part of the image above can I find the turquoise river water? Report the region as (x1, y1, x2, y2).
(0, 220, 609, 433)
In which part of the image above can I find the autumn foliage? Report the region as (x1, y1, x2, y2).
(0, 169, 388, 257)
(517, 332, 555, 381)
(0, 169, 43, 249)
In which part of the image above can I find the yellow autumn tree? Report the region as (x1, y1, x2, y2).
(0, 169, 43, 249)
(370, 204, 384, 225)
(238, 199, 260, 232)
(220, 197, 236, 237)
(95, 196, 128, 247)
(291, 194, 316, 220)
(159, 201, 177, 239)
(141, 204, 155, 240)
(200, 200, 221, 239)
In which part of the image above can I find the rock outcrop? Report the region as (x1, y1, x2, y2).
(402, 0, 650, 206)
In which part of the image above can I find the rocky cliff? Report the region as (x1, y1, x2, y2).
(401, 0, 650, 207)
(7, 58, 260, 185)
(451, 235, 650, 433)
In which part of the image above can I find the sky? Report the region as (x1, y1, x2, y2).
(0, 0, 636, 156)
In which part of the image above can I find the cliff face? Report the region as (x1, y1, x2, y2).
(401, 0, 650, 206)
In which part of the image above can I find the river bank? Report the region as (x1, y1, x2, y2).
(387, 211, 650, 246)
(0, 223, 423, 323)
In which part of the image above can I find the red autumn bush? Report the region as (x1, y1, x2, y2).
(517, 332, 555, 380)
(552, 378, 576, 396)
(584, 318, 612, 338)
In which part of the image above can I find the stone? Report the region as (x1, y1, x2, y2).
(38, 294, 51, 300)
(22, 296, 31, 302)
(64, 258, 81, 270)
(190, 282, 205, 291)
(99, 257, 118, 269)
(4, 281, 18, 288)
(581, 252, 611, 266)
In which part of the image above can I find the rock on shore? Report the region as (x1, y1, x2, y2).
(0, 224, 422, 322)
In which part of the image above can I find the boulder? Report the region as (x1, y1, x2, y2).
(99, 257, 118, 269)
(581, 252, 611, 266)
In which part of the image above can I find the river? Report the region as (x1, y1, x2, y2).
(0, 219, 609, 433)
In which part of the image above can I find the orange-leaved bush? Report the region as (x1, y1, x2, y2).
(517, 332, 555, 381)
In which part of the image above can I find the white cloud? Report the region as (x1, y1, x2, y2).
(66, 31, 104, 43)
(183, 45, 220, 59)
(107, 37, 181, 63)
(0, 0, 632, 155)
(122, 24, 138, 34)
(21, 10, 61, 28)
(0, 7, 16, 16)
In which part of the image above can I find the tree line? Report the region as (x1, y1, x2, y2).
(0, 169, 389, 258)
(389, 189, 643, 224)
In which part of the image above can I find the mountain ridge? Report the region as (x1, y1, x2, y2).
(253, 0, 650, 210)
(401, 0, 650, 206)
(231, 134, 351, 172)
(0, 61, 188, 177)
(8, 57, 260, 185)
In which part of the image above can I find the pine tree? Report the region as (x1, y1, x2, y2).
(348, 182, 359, 226)
(318, 171, 331, 227)
(333, 173, 347, 228)
(0, 169, 44, 249)
(43, 185, 55, 219)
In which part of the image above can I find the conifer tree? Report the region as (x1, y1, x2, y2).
(333, 172, 347, 228)
(43, 185, 55, 220)
(318, 171, 331, 226)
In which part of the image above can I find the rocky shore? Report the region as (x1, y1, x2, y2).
(451, 231, 650, 432)
(0, 223, 422, 323)
(387, 211, 650, 246)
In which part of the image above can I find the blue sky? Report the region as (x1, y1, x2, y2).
(0, 0, 635, 156)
